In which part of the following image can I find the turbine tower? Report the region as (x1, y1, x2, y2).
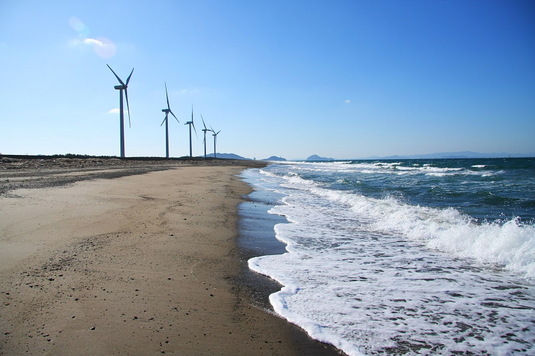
(211, 128, 221, 158)
(184, 106, 197, 157)
(201, 115, 212, 158)
(107, 64, 134, 158)
(161, 82, 179, 158)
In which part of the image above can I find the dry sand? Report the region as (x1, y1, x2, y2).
(0, 159, 340, 355)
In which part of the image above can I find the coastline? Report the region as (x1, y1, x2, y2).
(0, 160, 340, 355)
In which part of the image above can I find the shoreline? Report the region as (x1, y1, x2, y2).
(0, 161, 341, 355)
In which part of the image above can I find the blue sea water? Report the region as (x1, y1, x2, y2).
(240, 158, 535, 356)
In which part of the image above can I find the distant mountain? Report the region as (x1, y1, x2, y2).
(263, 156, 287, 161)
(363, 151, 533, 160)
(306, 154, 334, 162)
(362, 151, 533, 159)
(205, 153, 249, 160)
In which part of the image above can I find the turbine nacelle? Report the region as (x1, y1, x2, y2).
(114, 84, 127, 90)
(201, 115, 212, 133)
(162, 83, 178, 123)
(211, 128, 221, 136)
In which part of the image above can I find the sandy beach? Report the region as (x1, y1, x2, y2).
(0, 158, 340, 355)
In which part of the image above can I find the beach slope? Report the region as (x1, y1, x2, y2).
(0, 162, 339, 355)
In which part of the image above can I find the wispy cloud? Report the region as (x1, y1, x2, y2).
(83, 38, 105, 47)
(68, 17, 116, 58)
(108, 108, 129, 115)
(344, 99, 351, 104)
(77, 37, 116, 58)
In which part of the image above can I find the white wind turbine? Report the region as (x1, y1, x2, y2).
(161, 83, 179, 158)
(211, 127, 221, 158)
(184, 106, 197, 157)
(107, 64, 134, 158)
(201, 115, 213, 158)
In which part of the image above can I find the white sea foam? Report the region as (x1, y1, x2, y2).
(246, 163, 535, 355)
(270, 169, 535, 278)
(335, 161, 493, 177)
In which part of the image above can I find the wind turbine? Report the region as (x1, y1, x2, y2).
(201, 115, 213, 158)
(161, 82, 179, 158)
(184, 106, 197, 157)
(107, 64, 134, 158)
(211, 127, 221, 158)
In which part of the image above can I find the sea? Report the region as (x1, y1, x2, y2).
(238, 158, 535, 356)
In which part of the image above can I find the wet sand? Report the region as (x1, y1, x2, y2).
(0, 159, 340, 355)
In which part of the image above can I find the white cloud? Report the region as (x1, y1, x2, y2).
(83, 38, 105, 47)
(70, 36, 116, 58)
(344, 99, 351, 104)
(108, 108, 129, 114)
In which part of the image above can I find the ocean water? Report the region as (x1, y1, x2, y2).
(240, 158, 535, 356)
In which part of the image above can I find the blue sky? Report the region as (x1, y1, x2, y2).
(1, 0, 534, 159)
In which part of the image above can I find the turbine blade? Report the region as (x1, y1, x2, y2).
(201, 115, 207, 130)
(161, 113, 167, 126)
(107, 64, 125, 85)
(125, 68, 134, 85)
(193, 121, 198, 137)
(125, 88, 131, 128)
(165, 82, 170, 110)
(170, 110, 179, 123)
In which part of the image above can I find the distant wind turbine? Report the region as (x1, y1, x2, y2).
(107, 64, 134, 158)
(211, 128, 221, 158)
(201, 115, 213, 158)
(161, 82, 179, 158)
(184, 106, 197, 157)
